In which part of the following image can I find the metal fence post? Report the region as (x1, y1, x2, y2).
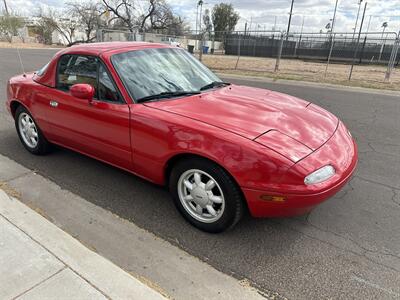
(235, 33, 241, 69)
(324, 33, 336, 77)
(294, 34, 302, 57)
(378, 33, 388, 63)
(96, 29, 103, 42)
(359, 35, 367, 64)
(385, 32, 400, 82)
(275, 32, 284, 72)
(199, 32, 204, 62)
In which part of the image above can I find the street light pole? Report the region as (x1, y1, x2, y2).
(352, 0, 363, 41)
(286, 0, 295, 40)
(381, 22, 388, 39)
(331, 0, 339, 34)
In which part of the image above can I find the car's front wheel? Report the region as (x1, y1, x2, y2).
(15, 106, 50, 155)
(169, 157, 245, 233)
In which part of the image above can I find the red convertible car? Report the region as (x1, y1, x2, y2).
(6, 42, 357, 232)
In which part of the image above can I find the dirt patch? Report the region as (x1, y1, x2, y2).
(201, 54, 400, 91)
(0, 181, 21, 199)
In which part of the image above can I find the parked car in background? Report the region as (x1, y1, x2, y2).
(161, 36, 181, 47)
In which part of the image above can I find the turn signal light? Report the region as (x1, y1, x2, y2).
(260, 195, 286, 202)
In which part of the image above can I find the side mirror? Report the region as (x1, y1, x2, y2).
(70, 83, 95, 102)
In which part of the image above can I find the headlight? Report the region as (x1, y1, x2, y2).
(304, 165, 335, 185)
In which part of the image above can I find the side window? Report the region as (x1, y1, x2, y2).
(98, 64, 120, 102)
(57, 55, 97, 91)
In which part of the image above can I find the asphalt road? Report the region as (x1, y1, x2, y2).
(1, 48, 400, 299)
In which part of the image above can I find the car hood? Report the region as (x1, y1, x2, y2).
(145, 85, 338, 151)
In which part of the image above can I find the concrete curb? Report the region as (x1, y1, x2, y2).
(218, 72, 400, 97)
(0, 189, 166, 300)
(0, 154, 271, 300)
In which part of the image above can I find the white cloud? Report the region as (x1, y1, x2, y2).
(4, 0, 400, 34)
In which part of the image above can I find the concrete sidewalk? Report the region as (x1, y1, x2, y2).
(0, 188, 166, 300)
(0, 154, 269, 300)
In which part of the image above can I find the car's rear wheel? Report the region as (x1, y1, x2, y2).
(15, 106, 50, 155)
(169, 157, 245, 233)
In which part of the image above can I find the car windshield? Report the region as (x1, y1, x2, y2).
(111, 47, 222, 102)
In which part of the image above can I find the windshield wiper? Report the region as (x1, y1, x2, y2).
(137, 91, 201, 103)
(200, 81, 231, 91)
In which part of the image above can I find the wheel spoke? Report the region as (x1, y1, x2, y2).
(196, 204, 203, 215)
(194, 172, 202, 186)
(183, 195, 193, 202)
(21, 118, 26, 126)
(206, 205, 216, 216)
(205, 179, 215, 191)
(210, 195, 223, 204)
(30, 137, 37, 145)
(183, 180, 193, 191)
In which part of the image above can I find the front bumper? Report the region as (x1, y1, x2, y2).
(243, 122, 358, 218)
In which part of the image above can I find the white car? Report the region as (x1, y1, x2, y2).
(161, 37, 181, 47)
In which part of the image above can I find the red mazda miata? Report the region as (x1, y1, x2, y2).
(6, 42, 357, 232)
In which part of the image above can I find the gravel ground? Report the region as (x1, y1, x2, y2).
(201, 54, 400, 91)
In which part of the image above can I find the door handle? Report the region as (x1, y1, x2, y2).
(50, 100, 58, 108)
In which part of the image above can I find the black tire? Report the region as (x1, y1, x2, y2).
(15, 105, 51, 155)
(169, 157, 245, 233)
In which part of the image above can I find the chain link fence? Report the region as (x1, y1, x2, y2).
(96, 28, 400, 88)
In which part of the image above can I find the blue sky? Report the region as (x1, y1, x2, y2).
(7, 0, 400, 34)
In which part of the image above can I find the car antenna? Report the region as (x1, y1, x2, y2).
(5, 9, 26, 76)
(16, 47, 26, 76)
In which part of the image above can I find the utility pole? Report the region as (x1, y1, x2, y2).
(331, 0, 339, 34)
(3, 0, 9, 15)
(273, 16, 277, 31)
(198, 0, 204, 32)
(195, 2, 199, 34)
(286, 0, 295, 40)
(349, 1, 367, 80)
(352, 0, 363, 41)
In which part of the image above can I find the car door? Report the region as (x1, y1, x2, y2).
(45, 54, 132, 169)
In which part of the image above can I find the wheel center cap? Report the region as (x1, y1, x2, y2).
(191, 187, 209, 206)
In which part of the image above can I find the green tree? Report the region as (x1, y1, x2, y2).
(67, 1, 104, 43)
(211, 3, 239, 40)
(34, 9, 58, 45)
